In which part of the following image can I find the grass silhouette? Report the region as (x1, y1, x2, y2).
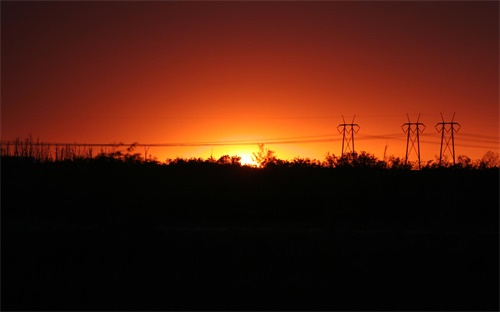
(1, 155, 499, 310)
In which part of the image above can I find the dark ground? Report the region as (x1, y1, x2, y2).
(1, 158, 499, 311)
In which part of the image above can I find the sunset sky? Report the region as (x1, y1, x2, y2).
(2, 1, 499, 163)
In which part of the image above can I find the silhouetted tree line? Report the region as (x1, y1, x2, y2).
(3, 139, 498, 170)
(2, 139, 498, 311)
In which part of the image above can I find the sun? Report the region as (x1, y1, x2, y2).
(239, 153, 259, 167)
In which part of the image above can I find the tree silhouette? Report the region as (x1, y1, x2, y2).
(480, 151, 500, 169)
(252, 144, 278, 167)
(216, 154, 241, 166)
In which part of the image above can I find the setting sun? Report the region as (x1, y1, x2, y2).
(239, 153, 259, 167)
(1, 1, 498, 311)
(1, 1, 498, 163)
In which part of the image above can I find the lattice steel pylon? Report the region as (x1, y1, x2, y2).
(337, 115, 360, 157)
(435, 112, 461, 165)
(402, 113, 425, 169)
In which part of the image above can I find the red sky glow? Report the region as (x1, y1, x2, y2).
(2, 1, 499, 163)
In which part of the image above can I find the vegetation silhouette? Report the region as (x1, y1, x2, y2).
(2, 136, 499, 169)
(1, 140, 499, 311)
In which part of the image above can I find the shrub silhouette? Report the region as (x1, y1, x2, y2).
(2, 137, 500, 169)
(1, 144, 499, 312)
(216, 154, 242, 166)
(252, 143, 278, 167)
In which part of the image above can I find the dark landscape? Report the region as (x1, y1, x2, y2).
(1, 155, 499, 311)
(2, 1, 499, 310)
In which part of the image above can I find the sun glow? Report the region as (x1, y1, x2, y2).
(239, 153, 259, 167)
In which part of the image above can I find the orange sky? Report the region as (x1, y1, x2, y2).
(2, 1, 499, 163)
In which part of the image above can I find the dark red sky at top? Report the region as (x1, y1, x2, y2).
(1, 1, 498, 162)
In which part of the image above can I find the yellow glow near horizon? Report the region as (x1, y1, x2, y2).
(239, 153, 260, 167)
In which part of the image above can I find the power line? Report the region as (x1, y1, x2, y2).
(3, 131, 498, 149)
(0, 137, 343, 148)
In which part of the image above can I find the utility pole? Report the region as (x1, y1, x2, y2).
(337, 115, 360, 157)
(435, 112, 461, 165)
(402, 113, 425, 169)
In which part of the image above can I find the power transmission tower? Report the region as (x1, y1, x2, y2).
(337, 115, 360, 157)
(401, 113, 425, 169)
(435, 112, 461, 165)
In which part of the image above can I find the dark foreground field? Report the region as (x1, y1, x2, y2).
(2, 157, 499, 311)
